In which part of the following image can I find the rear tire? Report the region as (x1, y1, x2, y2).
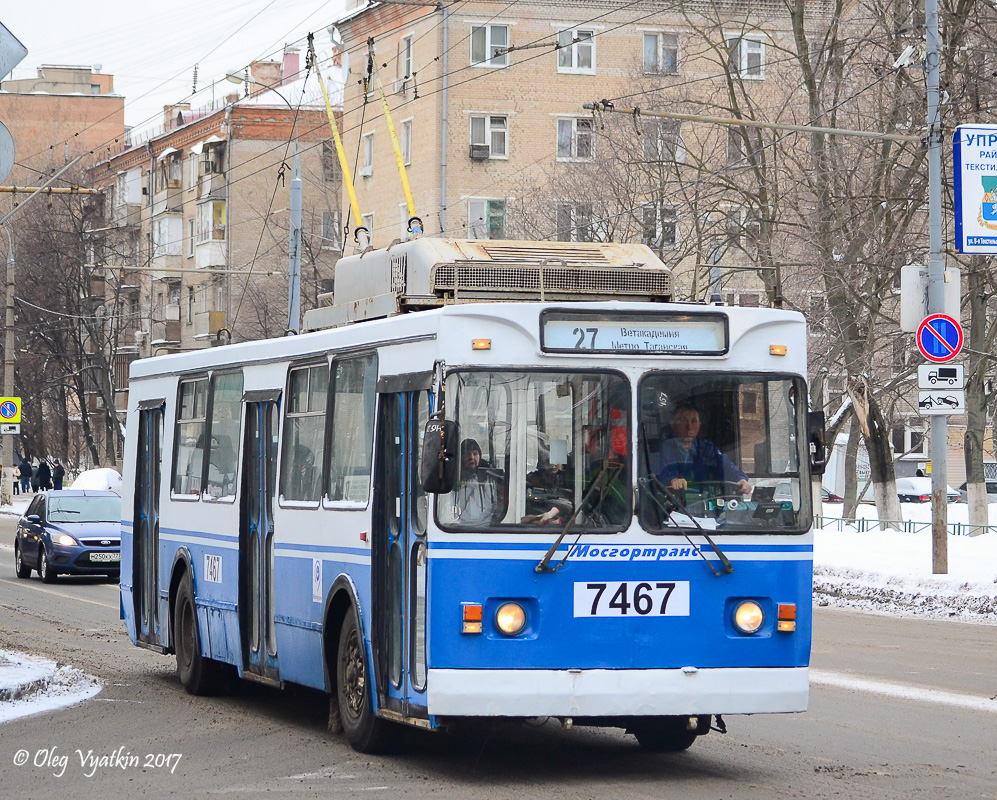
(336, 612, 399, 753)
(14, 544, 31, 578)
(631, 716, 703, 752)
(174, 572, 227, 695)
(38, 548, 57, 583)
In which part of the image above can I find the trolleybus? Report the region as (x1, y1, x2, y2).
(121, 238, 823, 753)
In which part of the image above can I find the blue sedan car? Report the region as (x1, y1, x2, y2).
(14, 490, 121, 583)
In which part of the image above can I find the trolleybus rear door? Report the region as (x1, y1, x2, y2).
(240, 395, 280, 683)
(372, 387, 430, 720)
(134, 401, 165, 646)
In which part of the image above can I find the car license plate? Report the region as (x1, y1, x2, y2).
(90, 552, 120, 563)
(573, 580, 690, 617)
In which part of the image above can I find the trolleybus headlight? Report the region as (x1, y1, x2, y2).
(733, 600, 764, 634)
(495, 602, 527, 635)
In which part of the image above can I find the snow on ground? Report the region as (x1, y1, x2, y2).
(0, 652, 101, 723)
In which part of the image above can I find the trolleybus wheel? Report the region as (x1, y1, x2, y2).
(336, 612, 399, 753)
(174, 572, 226, 695)
(631, 717, 701, 752)
(15, 543, 31, 578)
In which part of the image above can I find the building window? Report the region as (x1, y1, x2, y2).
(556, 118, 594, 161)
(471, 24, 509, 67)
(362, 212, 374, 238)
(360, 133, 374, 177)
(470, 115, 508, 158)
(400, 119, 413, 165)
(727, 126, 752, 165)
(468, 199, 506, 239)
(400, 34, 413, 79)
(187, 218, 194, 257)
(728, 35, 765, 78)
(556, 202, 593, 242)
(641, 204, 677, 249)
(196, 201, 226, 243)
(321, 140, 341, 182)
(322, 210, 341, 250)
(187, 286, 195, 324)
(642, 119, 681, 162)
(643, 32, 678, 75)
(188, 154, 198, 189)
(892, 421, 925, 457)
(153, 216, 182, 256)
(557, 29, 595, 73)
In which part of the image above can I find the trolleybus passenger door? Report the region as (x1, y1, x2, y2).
(240, 396, 280, 682)
(134, 401, 165, 646)
(372, 388, 431, 719)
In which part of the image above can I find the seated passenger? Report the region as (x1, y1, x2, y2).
(656, 405, 751, 495)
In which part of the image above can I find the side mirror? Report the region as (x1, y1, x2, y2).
(808, 411, 826, 476)
(25, 514, 41, 523)
(421, 418, 458, 494)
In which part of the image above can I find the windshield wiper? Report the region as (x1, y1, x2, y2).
(637, 474, 734, 577)
(535, 460, 616, 574)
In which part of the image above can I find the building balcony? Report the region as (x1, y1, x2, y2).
(152, 184, 184, 215)
(197, 172, 226, 199)
(194, 310, 226, 341)
(195, 240, 226, 268)
(151, 318, 181, 345)
(112, 202, 141, 228)
(149, 252, 183, 282)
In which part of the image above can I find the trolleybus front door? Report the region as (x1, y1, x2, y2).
(134, 402, 164, 646)
(372, 389, 430, 720)
(240, 397, 280, 683)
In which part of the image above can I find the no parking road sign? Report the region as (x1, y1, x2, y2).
(0, 396, 21, 434)
(916, 314, 963, 363)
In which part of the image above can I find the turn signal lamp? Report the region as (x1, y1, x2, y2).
(770, 344, 788, 356)
(472, 339, 492, 350)
(495, 602, 527, 635)
(462, 604, 483, 634)
(733, 600, 764, 634)
(777, 603, 797, 632)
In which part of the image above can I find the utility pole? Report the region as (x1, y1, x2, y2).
(925, 0, 947, 573)
(287, 137, 302, 333)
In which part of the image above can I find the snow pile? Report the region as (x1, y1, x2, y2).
(0, 652, 102, 723)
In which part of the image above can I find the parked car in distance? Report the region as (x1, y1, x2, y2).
(957, 480, 997, 504)
(14, 490, 121, 583)
(821, 487, 844, 503)
(895, 476, 961, 503)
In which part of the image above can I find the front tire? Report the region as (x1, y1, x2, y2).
(14, 544, 31, 578)
(38, 548, 57, 583)
(174, 572, 226, 695)
(336, 612, 398, 753)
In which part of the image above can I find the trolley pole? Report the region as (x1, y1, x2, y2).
(925, 0, 947, 573)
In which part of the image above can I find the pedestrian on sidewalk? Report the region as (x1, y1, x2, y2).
(52, 459, 65, 490)
(30, 463, 39, 493)
(36, 460, 52, 491)
(18, 456, 32, 494)
(11, 463, 19, 495)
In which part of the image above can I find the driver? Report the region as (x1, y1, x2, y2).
(656, 405, 751, 495)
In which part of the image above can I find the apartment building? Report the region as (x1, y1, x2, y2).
(87, 55, 342, 374)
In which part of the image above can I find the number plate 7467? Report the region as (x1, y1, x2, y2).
(573, 580, 690, 617)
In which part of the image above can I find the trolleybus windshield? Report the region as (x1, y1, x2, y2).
(637, 372, 810, 533)
(436, 370, 631, 531)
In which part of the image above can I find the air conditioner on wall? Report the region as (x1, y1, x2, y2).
(469, 144, 490, 160)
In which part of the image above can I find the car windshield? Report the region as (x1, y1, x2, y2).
(636, 372, 811, 532)
(436, 370, 631, 531)
(48, 496, 121, 523)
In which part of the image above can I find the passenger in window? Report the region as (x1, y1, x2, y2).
(656, 405, 751, 494)
(446, 439, 501, 525)
(290, 443, 318, 499)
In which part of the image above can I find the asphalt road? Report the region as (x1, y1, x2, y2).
(0, 515, 995, 800)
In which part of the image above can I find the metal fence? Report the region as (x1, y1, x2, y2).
(815, 515, 995, 536)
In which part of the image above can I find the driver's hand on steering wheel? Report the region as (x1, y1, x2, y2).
(736, 479, 751, 495)
(668, 477, 688, 490)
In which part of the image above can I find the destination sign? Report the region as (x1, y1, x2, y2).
(541, 311, 728, 355)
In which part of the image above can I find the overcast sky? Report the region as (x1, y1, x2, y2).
(1, 0, 345, 130)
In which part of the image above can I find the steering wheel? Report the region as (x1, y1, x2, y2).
(676, 480, 750, 516)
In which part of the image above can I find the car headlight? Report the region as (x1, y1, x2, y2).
(733, 600, 764, 634)
(495, 602, 527, 635)
(55, 534, 78, 546)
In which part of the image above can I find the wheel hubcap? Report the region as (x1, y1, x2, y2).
(343, 629, 365, 718)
